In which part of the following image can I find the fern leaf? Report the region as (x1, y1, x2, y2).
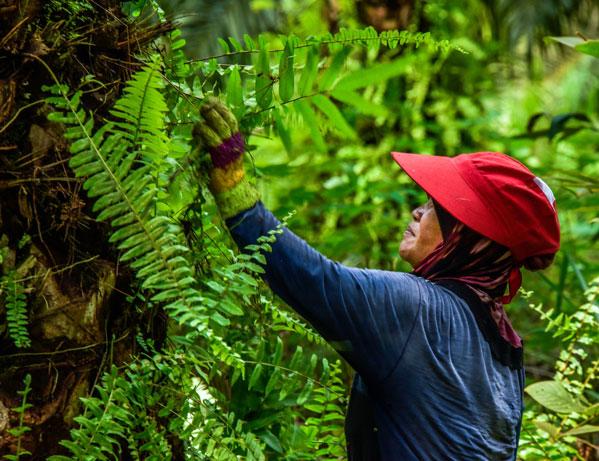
(44, 60, 243, 369)
(2, 271, 31, 349)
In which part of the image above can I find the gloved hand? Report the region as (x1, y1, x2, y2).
(194, 97, 260, 219)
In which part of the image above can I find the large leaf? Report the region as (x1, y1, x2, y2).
(279, 40, 295, 102)
(562, 425, 599, 437)
(549, 36, 599, 58)
(311, 94, 357, 140)
(526, 380, 587, 414)
(333, 56, 414, 92)
(255, 44, 272, 109)
(294, 99, 326, 152)
(226, 66, 243, 112)
(298, 45, 319, 96)
(576, 40, 599, 58)
(319, 47, 351, 91)
(330, 88, 388, 117)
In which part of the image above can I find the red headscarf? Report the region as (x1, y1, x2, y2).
(413, 202, 522, 348)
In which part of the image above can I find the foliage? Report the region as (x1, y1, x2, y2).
(25, 0, 598, 459)
(5, 374, 33, 461)
(1, 271, 31, 349)
(549, 36, 599, 58)
(170, 26, 461, 154)
(42, 41, 373, 455)
(519, 280, 599, 459)
(43, 59, 242, 369)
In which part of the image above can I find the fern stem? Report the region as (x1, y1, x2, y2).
(185, 33, 456, 64)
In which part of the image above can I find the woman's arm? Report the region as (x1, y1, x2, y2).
(194, 98, 421, 383)
(227, 201, 423, 384)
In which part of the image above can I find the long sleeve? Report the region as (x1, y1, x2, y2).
(226, 202, 423, 384)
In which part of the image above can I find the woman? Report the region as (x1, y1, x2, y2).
(194, 98, 560, 460)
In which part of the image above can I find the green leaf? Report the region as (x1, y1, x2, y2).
(255, 47, 272, 110)
(218, 300, 244, 316)
(243, 33, 255, 50)
(229, 36, 243, 52)
(334, 56, 414, 91)
(330, 88, 388, 117)
(226, 66, 243, 110)
(296, 380, 313, 405)
(298, 45, 318, 96)
(562, 424, 599, 436)
(311, 94, 357, 140)
(549, 36, 599, 57)
(249, 364, 263, 390)
(526, 380, 587, 414)
(218, 37, 230, 53)
(319, 47, 351, 91)
(576, 40, 599, 58)
(264, 368, 280, 396)
(279, 40, 295, 102)
(294, 99, 326, 152)
(260, 430, 283, 454)
(273, 108, 292, 153)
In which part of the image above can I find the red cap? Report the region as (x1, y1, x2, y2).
(390, 152, 560, 263)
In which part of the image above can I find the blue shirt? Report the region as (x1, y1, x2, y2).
(227, 202, 524, 460)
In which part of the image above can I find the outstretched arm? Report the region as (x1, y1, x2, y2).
(227, 202, 423, 384)
(195, 98, 421, 384)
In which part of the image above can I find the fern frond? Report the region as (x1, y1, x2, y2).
(304, 359, 347, 459)
(2, 271, 31, 349)
(49, 364, 173, 461)
(5, 374, 33, 461)
(45, 60, 242, 369)
(204, 27, 462, 61)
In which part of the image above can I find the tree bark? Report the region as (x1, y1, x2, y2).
(0, 1, 167, 457)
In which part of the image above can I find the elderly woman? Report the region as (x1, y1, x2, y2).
(195, 99, 560, 460)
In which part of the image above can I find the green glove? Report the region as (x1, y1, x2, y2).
(194, 97, 260, 219)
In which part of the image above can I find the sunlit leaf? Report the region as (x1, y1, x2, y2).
(526, 380, 587, 414)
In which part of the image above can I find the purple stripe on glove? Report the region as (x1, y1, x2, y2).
(210, 132, 245, 169)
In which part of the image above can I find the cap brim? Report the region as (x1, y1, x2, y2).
(390, 152, 494, 234)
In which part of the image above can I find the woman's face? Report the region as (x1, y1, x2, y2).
(399, 200, 444, 267)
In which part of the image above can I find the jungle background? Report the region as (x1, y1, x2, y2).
(0, 0, 597, 459)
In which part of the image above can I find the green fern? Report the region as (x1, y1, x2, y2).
(519, 280, 599, 458)
(5, 374, 33, 461)
(44, 58, 242, 369)
(206, 27, 460, 59)
(304, 359, 347, 459)
(49, 364, 174, 461)
(174, 27, 464, 154)
(2, 271, 31, 349)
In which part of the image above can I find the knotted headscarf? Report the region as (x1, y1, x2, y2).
(413, 201, 522, 348)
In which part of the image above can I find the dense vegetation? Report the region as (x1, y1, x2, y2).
(0, 0, 597, 459)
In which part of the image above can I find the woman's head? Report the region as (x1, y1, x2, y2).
(391, 151, 560, 264)
(392, 151, 560, 304)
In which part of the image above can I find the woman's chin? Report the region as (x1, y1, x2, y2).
(399, 246, 415, 267)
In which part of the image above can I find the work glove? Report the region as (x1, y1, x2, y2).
(194, 97, 260, 219)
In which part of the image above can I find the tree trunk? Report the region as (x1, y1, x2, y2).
(0, 1, 167, 457)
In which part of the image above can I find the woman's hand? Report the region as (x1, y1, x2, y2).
(194, 97, 260, 218)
